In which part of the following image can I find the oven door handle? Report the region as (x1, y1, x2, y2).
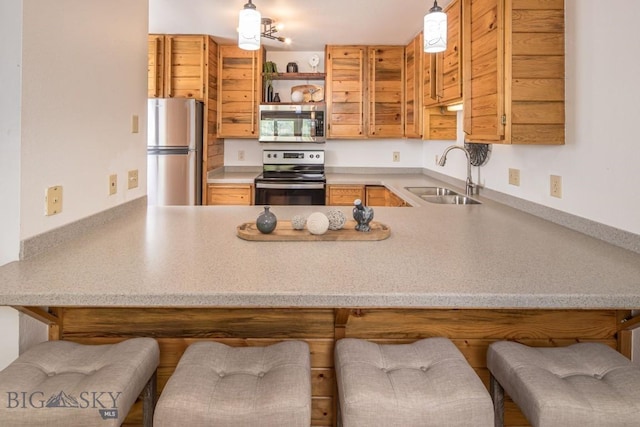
(256, 182, 326, 190)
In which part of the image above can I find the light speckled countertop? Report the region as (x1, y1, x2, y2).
(2, 173, 640, 308)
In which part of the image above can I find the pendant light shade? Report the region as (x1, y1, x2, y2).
(238, 0, 261, 51)
(424, 0, 447, 53)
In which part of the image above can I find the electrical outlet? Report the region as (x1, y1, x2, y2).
(45, 186, 63, 216)
(550, 175, 562, 198)
(109, 174, 117, 195)
(128, 170, 139, 189)
(131, 115, 139, 133)
(508, 168, 520, 186)
(238, 150, 245, 161)
(393, 151, 400, 162)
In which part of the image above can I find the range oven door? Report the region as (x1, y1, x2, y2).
(254, 182, 326, 206)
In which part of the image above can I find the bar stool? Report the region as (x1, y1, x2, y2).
(154, 340, 311, 427)
(0, 338, 159, 427)
(487, 341, 640, 426)
(335, 337, 494, 426)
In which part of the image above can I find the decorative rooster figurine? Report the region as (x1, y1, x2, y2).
(353, 199, 374, 232)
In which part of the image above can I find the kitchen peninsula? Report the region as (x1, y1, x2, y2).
(1, 174, 639, 426)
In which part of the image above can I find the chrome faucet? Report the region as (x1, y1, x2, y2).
(437, 145, 475, 196)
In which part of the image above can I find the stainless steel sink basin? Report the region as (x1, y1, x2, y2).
(405, 187, 481, 205)
(421, 194, 481, 205)
(405, 186, 459, 196)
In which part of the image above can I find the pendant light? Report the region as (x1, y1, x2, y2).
(238, 0, 261, 51)
(424, 0, 447, 53)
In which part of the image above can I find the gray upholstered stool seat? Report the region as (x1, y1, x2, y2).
(335, 337, 494, 427)
(0, 337, 159, 427)
(154, 340, 311, 427)
(487, 341, 640, 427)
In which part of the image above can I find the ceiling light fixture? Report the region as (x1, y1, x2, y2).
(424, 0, 447, 53)
(261, 18, 291, 45)
(238, 0, 261, 51)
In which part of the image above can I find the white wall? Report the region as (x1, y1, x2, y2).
(20, 0, 149, 240)
(0, 0, 23, 265)
(0, 0, 149, 369)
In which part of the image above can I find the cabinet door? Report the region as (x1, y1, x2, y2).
(325, 46, 366, 138)
(368, 46, 404, 137)
(164, 35, 207, 100)
(440, 0, 463, 104)
(507, 0, 565, 145)
(404, 33, 423, 139)
(218, 45, 263, 138)
(148, 35, 165, 98)
(365, 186, 387, 206)
(422, 50, 439, 108)
(462, 0, 505, 142)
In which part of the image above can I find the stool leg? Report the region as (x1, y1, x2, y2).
(142, 370, 157, 427)
(490, 373, 504, 427)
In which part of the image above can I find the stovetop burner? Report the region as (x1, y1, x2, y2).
(256, 150, 326, 184)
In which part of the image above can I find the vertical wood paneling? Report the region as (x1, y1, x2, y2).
(54, 307, 627, 427)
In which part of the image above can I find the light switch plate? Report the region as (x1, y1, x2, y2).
(128, 170, 139, 189)
(508, 168, 520, 186)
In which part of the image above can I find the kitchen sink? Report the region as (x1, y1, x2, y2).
(421, 194, 481, 205)
(405, 187, 481, 205)
(405, 186, 459, 196)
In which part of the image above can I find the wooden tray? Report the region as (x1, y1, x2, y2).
(237, 220, 390, 241)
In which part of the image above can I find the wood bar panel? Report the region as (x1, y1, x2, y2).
(54, 307, 628, 427)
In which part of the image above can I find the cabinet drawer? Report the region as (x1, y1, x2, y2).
(207, 184, 253, 205)
(326, 185, 365, 206)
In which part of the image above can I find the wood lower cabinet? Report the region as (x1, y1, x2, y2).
(462, 0, 565, 144)
(365, 185, 411, 207)
(48, 306, 631, 427)
(207, 184, 253, 205)
(326, 185, 365, 206)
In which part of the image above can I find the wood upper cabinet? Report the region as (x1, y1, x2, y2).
(404, 33, 423, 139)
(439, 0, 463, 105)
(325, 46, 366, 138)
(463, 0, 565, 145)
(148, 35, 165, 98)
(422, 0, 462, 108)
(367, 46, 405, 137)
(148, 35, 208, 100)
(217, 45, 264, 138)
(325, 45, 404, 139)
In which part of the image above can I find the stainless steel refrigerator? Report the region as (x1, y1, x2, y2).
(147, 98, 203, 205)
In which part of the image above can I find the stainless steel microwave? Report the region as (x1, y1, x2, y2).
(259, 104, 325, 143)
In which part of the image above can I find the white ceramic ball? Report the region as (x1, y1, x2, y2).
(291, 214, 306, 230)
(306, 212, 329, 235)
(326, 209, 346, 230)
(291, 90, 304, 103)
